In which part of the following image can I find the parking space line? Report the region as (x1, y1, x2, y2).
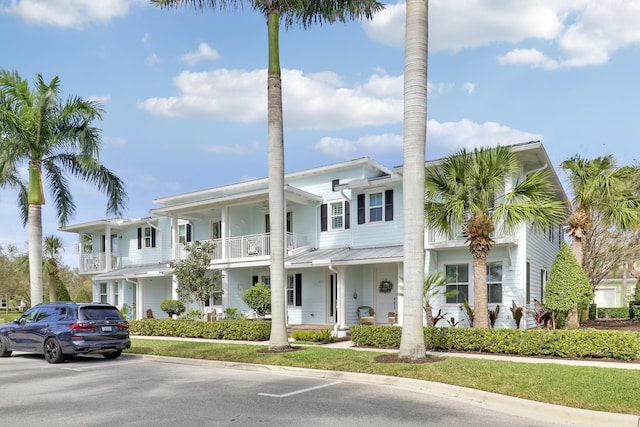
(258, 381, 341, 398)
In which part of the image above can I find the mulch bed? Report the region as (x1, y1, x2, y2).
(582, 319, 640, 331)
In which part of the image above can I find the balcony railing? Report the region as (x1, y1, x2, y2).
(176, 232, 304, 261)
(81, 252, 120, 272)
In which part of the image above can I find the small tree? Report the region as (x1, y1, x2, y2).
(242, 283, 271, 319)
(169, 241, 222, 316)
(423, 272, 457, 326)
(544, 243, 593, 329)
(160, 299, 186, 318)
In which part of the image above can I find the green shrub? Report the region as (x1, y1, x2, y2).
(596, 307, 629, 319)
(160, 299, 186, 317)
(242, 283, 271, 319)
(630, 304, 640, 321)
(129, 318, 271, 341)
(291, 329, 335, 343)
(350, 325, 640, 361)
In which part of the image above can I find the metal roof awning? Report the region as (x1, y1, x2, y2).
(92, 264, 172, 281)
(286, 245, 404, 267)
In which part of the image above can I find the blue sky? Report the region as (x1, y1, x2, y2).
(1, 0, 639, 267)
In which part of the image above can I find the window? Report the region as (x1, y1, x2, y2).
(320, 201, 350, 232)
(137, 226, 156, 249)
(286, 274, 302, 306)
(205, 275, 223, 306)
(369, 192, 383, 222)
(540, 269, 547, 301)
(252, 275, 271, 289)
(445, 264, 468, 304)
(487, 262, 503, 304)
(178, 223, 192, 244)
(211, 220, 221, 239)
(265, 212, 293, 233)
(99, 283, 108, 303)
(357, 189, 393, 224)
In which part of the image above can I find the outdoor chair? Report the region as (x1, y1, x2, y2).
(357, 306, 375, 325)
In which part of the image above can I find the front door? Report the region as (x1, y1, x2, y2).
(327, 273, 337, 324)
(375, 268, 398, 324)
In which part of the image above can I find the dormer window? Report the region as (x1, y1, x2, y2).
(320, 200, 350, 232)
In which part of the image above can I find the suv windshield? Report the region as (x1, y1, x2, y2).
(79, 307, 124, 321)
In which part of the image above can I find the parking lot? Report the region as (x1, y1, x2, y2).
(0, 352, 583, 427)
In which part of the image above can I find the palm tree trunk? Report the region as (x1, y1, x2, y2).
(398, 0, 428, 359)
(473, 256, 489, 328)
(571, 237, 583, 267)
(28, 204, 44, 306)
(266, 8, 289, 350)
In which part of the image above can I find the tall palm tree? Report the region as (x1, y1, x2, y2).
(0, 70, 127, 306)
(152, 0, 383, 350)
(398, 0, 428, 360)
(424, 146, 566, 328)
(561, 155, 640, 267)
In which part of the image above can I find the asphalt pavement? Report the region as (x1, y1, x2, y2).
(130, 336, 640, 427)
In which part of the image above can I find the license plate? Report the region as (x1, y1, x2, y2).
(102, 326, 113, 332)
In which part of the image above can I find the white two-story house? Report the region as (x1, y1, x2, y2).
(61, 141, 568, 329)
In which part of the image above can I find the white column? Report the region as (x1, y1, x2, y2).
(171, 216, 178, 259)
(221, 207, 228, 259)
(108, 281, 116, 306)
(397, 263, 404, 326)
(105, 225, 112, 271)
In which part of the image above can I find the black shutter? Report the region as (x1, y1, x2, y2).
(385, 189, 394, 221)
(295, 274, 302, 306)
(320, 204, 327, 232)
(357, 194, 365, 224)
(186, 224, 192, 242)
(252, 276, 259, 286)
(345, 200, 350, 229)
(137, 228, 142, 249)
(151, 228, 156, 248)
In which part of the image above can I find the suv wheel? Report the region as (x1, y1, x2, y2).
(103, 350, 122, 359)
(0, 336, 12, 357)
(43, 338, 65, 364)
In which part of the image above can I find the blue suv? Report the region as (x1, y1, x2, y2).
(0, 302, 130, 363)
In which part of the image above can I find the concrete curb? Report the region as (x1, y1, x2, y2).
(123, 350, 640, 427)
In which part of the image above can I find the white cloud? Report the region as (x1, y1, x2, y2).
(138, 68, 404, 130)
(314, 119, 541, 160)
(146, 53, 162, 65)
(315, 134, 403, 158)
(180, 42, 221, 66)
(141, 33, 151, 47)
(1, 0, 146, 29)
(427, 119, 542, 152)
(364, 0, 640, 69)
(463, 82, 475, 94)
(87, 94, 111, 105)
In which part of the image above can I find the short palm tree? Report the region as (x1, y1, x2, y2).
(152, 0, 383, 351)
(561, 155, 640, 266)
(424, 146, 566, 328)
(0, 70, 127, 306)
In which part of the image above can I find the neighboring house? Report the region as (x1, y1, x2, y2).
(61, 141, 568, 330)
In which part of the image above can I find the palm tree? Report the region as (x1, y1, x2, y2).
(43, 235, 64, 303)
(398, 0, 428, 360)
(0, 70, 127, 306)
(424, 146, 566, 328)
(561, 155, 640, 267)
(152, 0, 383, 350)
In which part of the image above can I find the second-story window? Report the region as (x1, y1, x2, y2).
(369, 192, 383, 222)
(320, 200, 350, 232)
(357, 189, 393, 224)
(137, 226, 156, 249)
(178, 223, 192, 244)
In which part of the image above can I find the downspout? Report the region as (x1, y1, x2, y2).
(340, 189, 353, 245)
(328, 264, 340, 336)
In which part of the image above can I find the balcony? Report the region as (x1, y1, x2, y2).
(81, 252, 120, 273)
(176, 232, 305, 261)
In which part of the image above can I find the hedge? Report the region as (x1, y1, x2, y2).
(351, 325, 640, 361)
(596, 307, 630, 319)
(129, 319, 271, 341)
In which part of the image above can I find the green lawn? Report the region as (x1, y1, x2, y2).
(127, 338, 640, 416)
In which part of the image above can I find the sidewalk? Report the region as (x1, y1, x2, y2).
(131, 336, 640, 426)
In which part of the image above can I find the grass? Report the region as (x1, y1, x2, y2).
(126, 338, 640, 416)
